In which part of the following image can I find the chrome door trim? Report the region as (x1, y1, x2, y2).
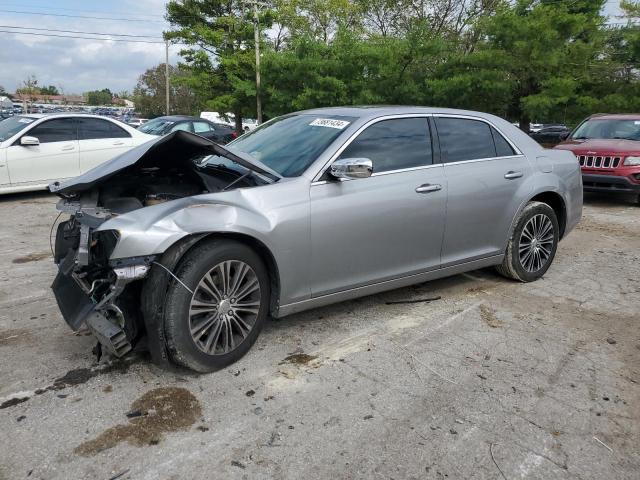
(310, 113, 435, 183)
(275, 254, 504, 318)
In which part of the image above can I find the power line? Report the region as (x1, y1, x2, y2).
(0, 9, 167, 23)
(0, 1, 166, 19)
(0, 25, 164, 39)
(0, 29, 165, 43)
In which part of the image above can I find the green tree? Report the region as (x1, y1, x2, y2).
(85, 88, 113, 105)
(427, 0, 609, 130)
(133, 63, 202, 118)
(40, 85, 60, 96)
(165, 0, 271, 132)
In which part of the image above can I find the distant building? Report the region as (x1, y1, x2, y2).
(112, 97, 135, 108)
(11, 93, 86, 105)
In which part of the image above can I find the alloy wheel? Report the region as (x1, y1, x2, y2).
(188, 260, 261, 355)
(518, 214, 554, 273)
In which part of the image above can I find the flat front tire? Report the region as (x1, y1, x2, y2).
(163, 240, 270, 372)
(496, 201, 559, 282)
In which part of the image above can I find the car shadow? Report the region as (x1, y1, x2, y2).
(583, 192, 638, 207)
(0, 189, 57, 204)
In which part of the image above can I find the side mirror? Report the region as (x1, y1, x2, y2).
(559, 132, 569, 141)
(20, 136, 39, 146)
(329, 158, 373, 180)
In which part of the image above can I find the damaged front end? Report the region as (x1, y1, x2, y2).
(50, 130, 280, 358)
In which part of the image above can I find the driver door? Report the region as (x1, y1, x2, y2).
(6, 118, 80, 185)
(309, 117, 447, 297)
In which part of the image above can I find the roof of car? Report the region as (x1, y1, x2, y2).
(299, 105, 503, 120)
(19, 113, 123, 120)
(152, 115, 201, 121)
(589, 113, 640, 120)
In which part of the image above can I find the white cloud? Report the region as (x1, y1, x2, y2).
(0, 1, 179, 94)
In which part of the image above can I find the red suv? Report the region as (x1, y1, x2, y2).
(555, 114, 640, 202)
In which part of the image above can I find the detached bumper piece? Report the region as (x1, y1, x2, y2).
(582, 173, 640, 194)
(85, 311, 132, 357)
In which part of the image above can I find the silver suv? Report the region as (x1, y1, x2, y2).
(50, 107, 582, 372)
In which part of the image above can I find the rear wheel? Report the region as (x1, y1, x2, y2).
(163, 240, 270, 372)
(496, 201, 559, 282)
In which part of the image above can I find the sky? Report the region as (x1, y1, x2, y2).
(0, 0, 630, 95)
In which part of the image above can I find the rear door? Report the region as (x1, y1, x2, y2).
(435, 116, 533, 267)
(78, 118, 133, 172)
(310, 116, 447, 296)
(6, 118, 79, 185)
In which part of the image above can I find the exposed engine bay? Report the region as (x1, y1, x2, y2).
(50, 131, 280, 359)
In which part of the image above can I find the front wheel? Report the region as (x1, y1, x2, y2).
(496, 201, 559, 282)
(163, 240, 270, 372)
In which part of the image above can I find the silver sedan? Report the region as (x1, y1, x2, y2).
(50, 107, 582, 372)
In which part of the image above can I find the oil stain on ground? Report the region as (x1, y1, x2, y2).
(279, 353, 317, 365)
(0, 359, 139, 409)
(479, 304, 503, 328)
(12, 252, 51, 264)
(74, 387, 201, 456)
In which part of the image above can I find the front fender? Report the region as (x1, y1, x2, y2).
(97, 199, 274, 260)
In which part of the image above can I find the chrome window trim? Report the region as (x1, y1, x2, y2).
(433, 113, 523, 158)
(442, 154, 525, 167)
(311, 112, 524, 182)
(310, 113, 435, 182)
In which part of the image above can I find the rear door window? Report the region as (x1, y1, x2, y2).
(78, 118, 130, 139)
(436, 117, 496, 163)
(491, 127, 516, 157)
(193, 121, 214, 133)
(170, 122, 193, 133)
(338, 118, 432, 173)
(26, 118, 77, 143)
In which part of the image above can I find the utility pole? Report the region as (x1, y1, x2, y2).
(252, 2, 262, 124)
(165, 40, 170, 115)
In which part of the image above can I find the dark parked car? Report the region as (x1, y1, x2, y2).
(530, 124, 570, 147)
(139, 115, 237, 144)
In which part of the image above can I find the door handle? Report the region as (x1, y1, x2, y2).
(112, 141, 125, 146)
(415, 183, 442, 194)
(61, 145, 75, 151)
(504, 171, 523, 179)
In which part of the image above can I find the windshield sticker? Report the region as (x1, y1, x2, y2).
(309, 118, 350, 129)
(635, 121, 640, 125)
(18, 118, 34, 124)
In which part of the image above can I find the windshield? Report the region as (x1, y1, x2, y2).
(227, 114, 357, 177)
(0, 116, 36, 142)
(138, 118, 175, 135)
(572, 118, 640, 140)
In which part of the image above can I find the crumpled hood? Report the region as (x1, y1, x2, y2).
(49, 130, 281, 196)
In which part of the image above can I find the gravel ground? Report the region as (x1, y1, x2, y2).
(0, 191, 638, 480)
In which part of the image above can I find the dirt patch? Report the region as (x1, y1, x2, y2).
(0, 329, 32, 348)
(479, 304, 503, 328)
(279, 353, 318, 365)
(12, 252, 51, 264)
(74, 387, 201, 456)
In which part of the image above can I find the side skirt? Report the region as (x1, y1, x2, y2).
(275, 255, 504, 318)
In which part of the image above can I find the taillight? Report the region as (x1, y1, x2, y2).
(232, 131, 238, 139)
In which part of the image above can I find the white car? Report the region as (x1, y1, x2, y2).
(0, 114, 155, 194)
(128, 118, 149, 128)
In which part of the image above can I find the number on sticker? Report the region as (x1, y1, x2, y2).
(309, 118, 350, 129)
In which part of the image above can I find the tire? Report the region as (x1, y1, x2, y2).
(496, 201, 559, 282)
(163, 239, 270, 372)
